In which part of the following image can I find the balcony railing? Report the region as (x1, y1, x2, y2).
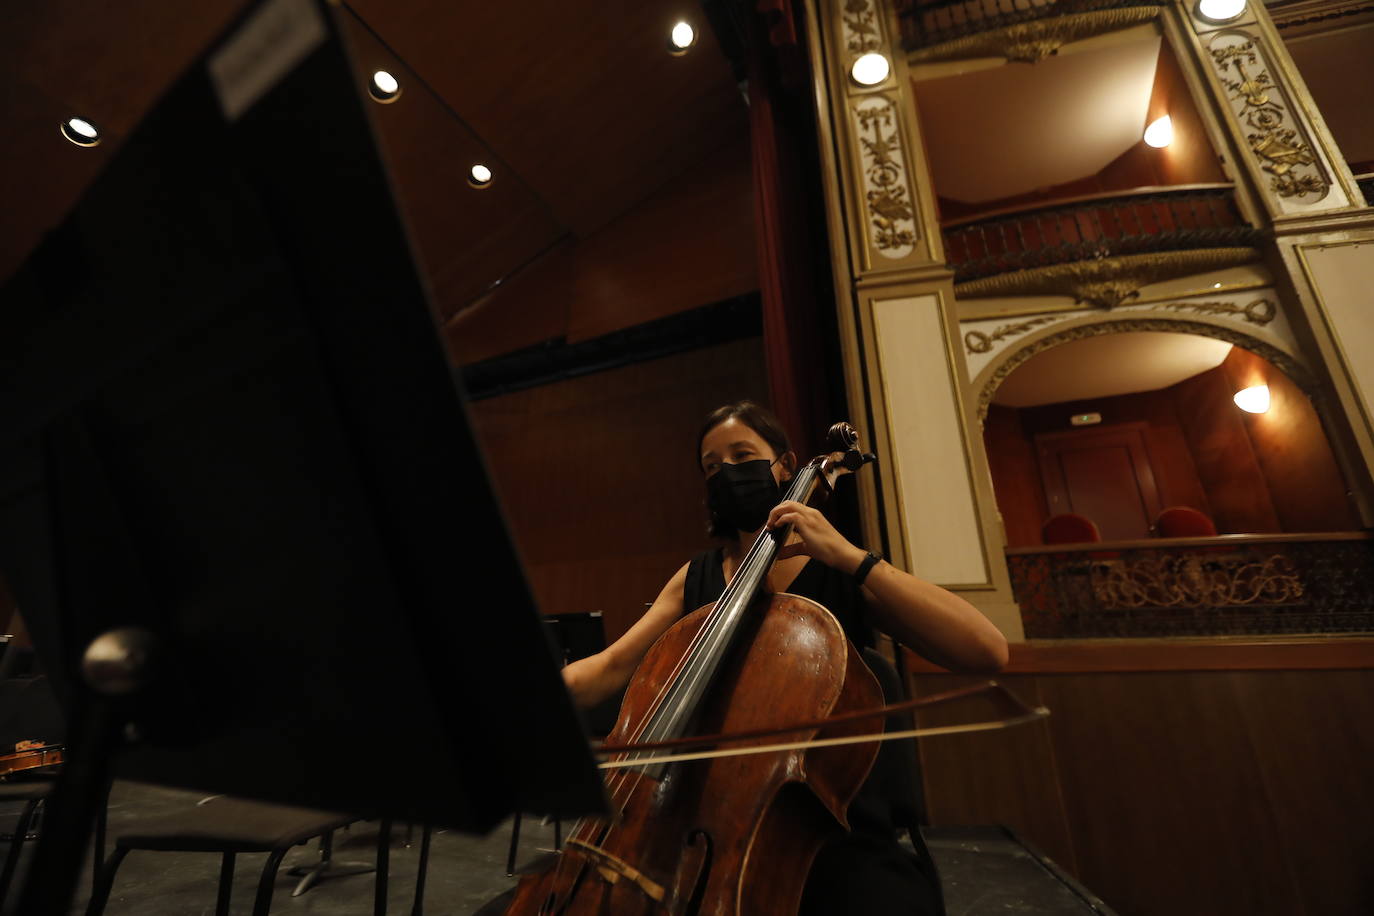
(897, 0, 1167, 51)
(941, 184, 1261, 282)
(1006, 532, 1374, 638)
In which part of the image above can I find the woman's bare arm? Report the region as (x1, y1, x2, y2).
(561, 562, 691, 708)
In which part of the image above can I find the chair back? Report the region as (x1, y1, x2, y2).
(1041, 513, 1101, 545)
(1153, 506, 1218, 538)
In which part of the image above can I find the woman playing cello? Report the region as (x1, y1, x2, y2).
(555, 400, 1008, 914)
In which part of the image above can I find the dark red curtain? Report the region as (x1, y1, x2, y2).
(749, 0, 839, 459)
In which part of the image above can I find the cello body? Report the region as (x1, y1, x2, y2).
(505, 591, 882, 915)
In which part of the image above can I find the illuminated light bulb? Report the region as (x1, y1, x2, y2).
(1198, 0, 1247, 21)
(669, 21, 696, 53)
(469, 164, 493, 188)
(60, 117, 101, 147)
(851, 52, 891, 86)
(1144, 115, 1173, 148)
(1233, 385, 1270, 413)
(369, 70, 402, 103)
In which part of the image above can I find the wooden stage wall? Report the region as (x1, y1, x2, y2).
(907, 640, 1374, 915)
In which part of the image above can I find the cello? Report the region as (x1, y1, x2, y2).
(506, 422, 883, 916)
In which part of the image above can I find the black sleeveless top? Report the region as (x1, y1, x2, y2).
(683, 549, 875, 650)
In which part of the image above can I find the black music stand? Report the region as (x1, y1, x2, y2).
(0, 2, 606, 912)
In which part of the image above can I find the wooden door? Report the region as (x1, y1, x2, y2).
(1035, 423, 1163, 541)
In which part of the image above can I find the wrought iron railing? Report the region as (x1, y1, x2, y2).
(897, 0, 1167, 51)
(941, 184, 1261, 282)
(1006, 533, 1374, 638)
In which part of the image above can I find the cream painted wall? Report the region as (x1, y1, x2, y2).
(1300, 241, 1374, 445)
(871, 294, 989, 586)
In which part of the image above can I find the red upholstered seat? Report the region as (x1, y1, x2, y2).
(1042, 513, 1101, 545)
(1153, 506, 1218, 538)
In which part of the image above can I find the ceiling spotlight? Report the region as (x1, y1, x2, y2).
(669, 21, 696, 55)
(1233, 384, 1270, 414)
(1143, 115, 1173, 148)
(369, 70, 402, 103)
(1197, 0, 1247, 22)
(60, 117, 101, 147)
(469, 164, 493, 189)
(851, 52, 891, 86)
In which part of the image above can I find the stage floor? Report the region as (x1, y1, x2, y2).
(2, 781, 1112, 914)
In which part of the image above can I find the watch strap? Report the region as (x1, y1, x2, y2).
(853, 550, 882, 587)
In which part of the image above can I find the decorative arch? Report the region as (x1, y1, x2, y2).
(972, 315, 1317, 423)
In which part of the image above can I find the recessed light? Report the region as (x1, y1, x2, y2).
(1197, 0, 1247, 22)
(60, 117, 101, 147)
(851, 53, 890, 86)
(669, 21, 696, 55)
(469, 164, 493, 189)
(1234, 385, 1270, 413)
(369, 70, 402, 103)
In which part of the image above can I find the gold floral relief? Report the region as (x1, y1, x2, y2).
(852, 97, 918, 257)
(1208, 34, 1329, 201)
(841, 0, 883, 55)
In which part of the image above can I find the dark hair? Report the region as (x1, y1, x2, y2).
(697, 400, 793, 539)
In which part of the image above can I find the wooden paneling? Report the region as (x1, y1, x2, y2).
(347, 0, 749, 238)
(908, 649, 1374, 915)
(1220, 347, 1359, 532)
(909, 637, 1374, 673)
(1172, 366, 1283, 533)
(1035, 423, 1162, 540)
(466, 336, 768, 642)
(983, 405, 1047, 547)
(445, 135, 756, 365)
(1145, 40, 1228, 187)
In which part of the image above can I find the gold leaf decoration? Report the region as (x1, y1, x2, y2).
(842, 0, 883, 54)
(1091, 553, 1303, 609)
(963, 315, 1061, 354)
(908, 7, 1163, 65)
(1209, 37, 1328, 200)
(1159, 298, 1277, 325)
(855, 100, 918, 254)
(953, 248, 1262, 307)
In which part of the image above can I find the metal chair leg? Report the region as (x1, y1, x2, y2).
(216, 851, 236, 916)
(375, 818, 391, 916)
(0, 797, 43, 907)
(505, 812, 522, 876)
(251, 847, 289, 916)
(410, 824, 432, 916)
(84, 846, 130, 916)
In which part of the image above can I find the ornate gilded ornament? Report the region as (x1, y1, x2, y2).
(1091, 553, 1303, 609)
(1208, 36, 1328, 200)
(853, 97, 918, 257)
(953, 248, 1262, 308)
(908, 7, 1163, 64)
(1159, 297, 1277, 325)
(975, 316, 1311, 420)
(963, 316, 1061, 354)
(841, 0, 883, 54)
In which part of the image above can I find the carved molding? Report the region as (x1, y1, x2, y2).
(1092, 553, 1304, 609)
(1207, 33, 1330, 201)
(908, 7, 1162, 64)
(1158, 297, 1276, 325)
(852, 95, 919, 257)
(975, 316, 1312, 421)
(963, 297, 1277, 354)
(841, 0, 884, 55)
(953, 248, 1262, 308)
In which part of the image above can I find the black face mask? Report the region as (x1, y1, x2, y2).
(707, 458, 784, 534)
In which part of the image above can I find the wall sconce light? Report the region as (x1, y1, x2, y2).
(669, 21, 696, 55)
(1143, 115, 1173, 148)
(60, 117, 102, 147)
(1234, 384, 1270, 413)
(368, 70, 402, 103)
(851, 53, 890, 86)
(1197, 0, 1248, 22)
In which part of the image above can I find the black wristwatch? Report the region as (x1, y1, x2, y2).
(853, 550, 882, 587)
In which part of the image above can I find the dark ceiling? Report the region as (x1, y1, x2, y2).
(0, 0, 753, 355)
